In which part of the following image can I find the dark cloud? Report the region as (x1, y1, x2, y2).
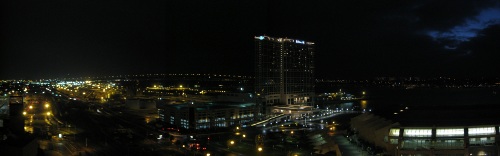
(413, 0, 497, 31)
(454, 24, 500, 76)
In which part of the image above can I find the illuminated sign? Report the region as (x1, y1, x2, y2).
(259, 36, 264, 40)
(295, 40, 305, 44)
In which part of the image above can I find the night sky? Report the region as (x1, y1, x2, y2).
(2, 0, 500, 79)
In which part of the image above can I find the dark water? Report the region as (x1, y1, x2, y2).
(319, 87, 500, 116)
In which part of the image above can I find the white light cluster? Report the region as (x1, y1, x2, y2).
(403, 129, 432, 137)
(469, 127, 495, 136)
(389, 128, 400, 136)
(436, 128, 464, 137)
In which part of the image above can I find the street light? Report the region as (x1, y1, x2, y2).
(258, 147, 263, 152)
(45, 103, 50, 108)
(230, 140, 234, 145)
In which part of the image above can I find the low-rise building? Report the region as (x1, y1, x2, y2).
(158, 102, 257, 130)
(350, 107, 500, 156)
(125, 98, 156, 109)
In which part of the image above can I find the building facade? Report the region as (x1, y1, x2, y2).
(254, 35, 315, 108)
(158, 102, 256, 130)
(350, 113, 500, 156)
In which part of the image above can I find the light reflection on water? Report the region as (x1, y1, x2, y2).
(360, 100, 368, 110)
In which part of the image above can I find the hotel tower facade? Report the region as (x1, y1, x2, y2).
(254, 35, 315, 110)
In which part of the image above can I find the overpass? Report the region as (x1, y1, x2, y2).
(250, 110, 362, 127)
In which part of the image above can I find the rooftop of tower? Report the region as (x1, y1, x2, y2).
(255, 35, 315, 45)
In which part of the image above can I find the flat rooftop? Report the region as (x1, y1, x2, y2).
(163, 102, 256, 111)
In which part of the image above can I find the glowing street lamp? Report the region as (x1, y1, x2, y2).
(46, 112, 51, 116)
(230, 140, 234, 145)
(45, 104, 50, 108)
(258, 147, 263, 152)
(23, 111, 27, 115)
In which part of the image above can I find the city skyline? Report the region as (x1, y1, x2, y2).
(2, 0, 500, 79)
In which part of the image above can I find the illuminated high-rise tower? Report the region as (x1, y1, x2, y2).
(254, 35, 315, 108)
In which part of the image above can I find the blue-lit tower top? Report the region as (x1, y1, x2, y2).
(254, 35, 315, 45)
